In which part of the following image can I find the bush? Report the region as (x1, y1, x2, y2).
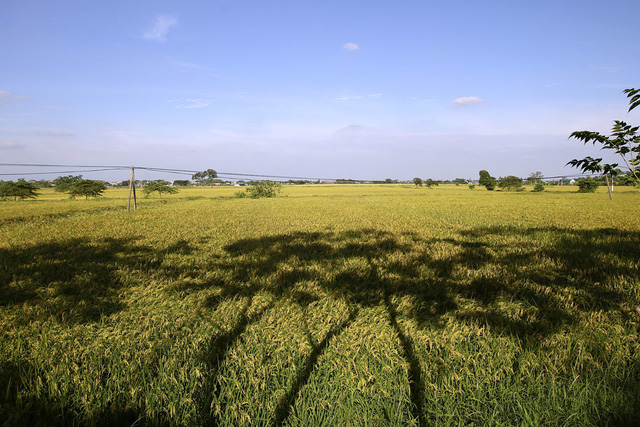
(468, 184, 476, 190)
(246, 181, 282, 198)
(532, 183, 545, 192)
(576, 178, 598, 193)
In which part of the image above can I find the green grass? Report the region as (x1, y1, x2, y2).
(1, 184, 639, 425)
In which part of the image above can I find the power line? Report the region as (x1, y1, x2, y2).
(0, 168, 124, 176)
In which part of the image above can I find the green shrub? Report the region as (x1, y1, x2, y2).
(532, 183, 545, 192)
(576, 178, 599, 193)
(246, 181, 282, 198)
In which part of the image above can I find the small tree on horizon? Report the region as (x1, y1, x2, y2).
(192, 169, 218, 186)
(424, 179, 439, 188)
(479, 170, 497, 190)
(245, 180, 282, 198)
(0, 179, 40, 201)
(68, 180, 107, 199)
(498, 176, 524, 191)
(143, 180, 179, 197)
(413, 177, 423, 187)
(54, 175, 83, 193)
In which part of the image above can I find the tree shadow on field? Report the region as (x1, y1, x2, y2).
(213, 227, 638, 339)
(0, 237, 158, 324)
(187, 226, 639, 425)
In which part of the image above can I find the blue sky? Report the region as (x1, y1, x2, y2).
(1, 0, 639, 181)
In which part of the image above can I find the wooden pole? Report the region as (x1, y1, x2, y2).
(605, 174, 612, 200)
(127, 166, 137, 211)
(132, 168, 137, 210)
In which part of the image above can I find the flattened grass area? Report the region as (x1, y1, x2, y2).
(1, 184, 639, 426)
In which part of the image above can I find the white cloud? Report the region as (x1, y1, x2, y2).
(451, 96, 484, 107)
(143, 15, 178, 42)
(0, 90, 28, 101)
(368, 93, 383, 98)
(343, 42, 359, 51)
(174, 98, 214, 109)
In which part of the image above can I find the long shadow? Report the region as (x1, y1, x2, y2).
(271, 309, 359, 426)
(190, 226, 639, 424)
(385, 294, 425, 427)
(197, 296, 274, 426)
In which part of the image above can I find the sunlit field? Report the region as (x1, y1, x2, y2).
(1, 184, 639, 425)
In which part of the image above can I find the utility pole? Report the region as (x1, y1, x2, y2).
(127, 166, 137, 211)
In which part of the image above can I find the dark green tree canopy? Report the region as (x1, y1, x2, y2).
(54, 175, 83, 193)
(478, 170, 497, 191)
(0, 179, 39, 201)
(143, 180, 179, 197)
(424, 179, 439, 188)
(576, 177, 599, 193)
(245, 180, 282, 198)
(68, 180, 107, 199)
(498, 176, 524, 191)
(192, 169, 218, 185)
(412, 177, 423, 187)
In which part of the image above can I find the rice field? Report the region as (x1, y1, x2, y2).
(1, 184, 639, 426)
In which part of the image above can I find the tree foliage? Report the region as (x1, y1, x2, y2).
(191, 169, 218, 185)
(143, 180, 179, 197)
(532, 183, 545, 192)
(424, 179, 439, 188)
(526, 171, 544, 185)
(68, 180, 107, 199)
(568, 89, 640, 187)
(478, 170, 496, 190)
(498, 176, 524, 191)
(412, 177, 423, 187)
(245, 181, 282, 198)
(54, 175, 83, 193)
(576, 177, 599, 193)
(0, 179, 39, 201)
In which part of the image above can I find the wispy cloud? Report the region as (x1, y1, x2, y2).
(343, 42, 359, 51)
(0, 141, 23, 150)
(368, 93, 384, 98)
(0, 90, 28, 101)
(143, 15, 178, 42)
(451, 96, 484, 107)
(174, 98, 214, 109)
(36, 130, 75, 137)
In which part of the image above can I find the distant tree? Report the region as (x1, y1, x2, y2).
(567, 89, 640, 198)
(31, 179, 53, 188)
(453, 178, 467, 186)
(478, 170, 497, 190)
(0, 179, 39, 201)
(68, 180, 107, 199)
(532, 182, 545, 192)
(576, 177, 599, 193)
(424, 179, 439, 188)
(498, 176, 524, 191)
(143, 180, 179, 197)
(385, 178, 394, 184)
(192, 169, 218, 186)
(526, 171, 544, 185)
(468, 184, 476, 190)
(173, 180, 190, 187)
(54, 175, 83, 192)
(245, 180, 282, 198)
(413, 177, 423, 187)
